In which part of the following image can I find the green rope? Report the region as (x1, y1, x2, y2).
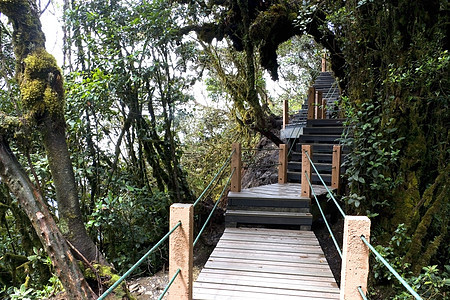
(97, 221, 182, 300)
(360, 236, 422, 300)
(157, 268, 181, 300)
(193, 149, 234, 207)
(358, 286, 368, 300)
(305, 171, 342, 258)
(193, 169, 235, 247)
(303, 150, 345, 218)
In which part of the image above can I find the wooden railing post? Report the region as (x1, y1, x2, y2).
(322, 99, 327, 119)
(301, 145, 312, 198)
(331, 145, 341, 193)
(231, 143, 241, 192)
(316, 90, 323, 120)
(340, 216, 371, 300)
(322, 53, 327, 72)
(283, 99, 289, 129)
(169, 204, 194, 300)
(307, 87, 315, 120)
(278, 144, 287, 184)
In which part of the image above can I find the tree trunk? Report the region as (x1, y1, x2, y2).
(0, 0, 107, 265)
(0, 139, 97, 299)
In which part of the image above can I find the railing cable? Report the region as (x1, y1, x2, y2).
(357, 286, 368, 300)
(97, 221, 182, 300)
(360, 235, 422, 300)
(193, 169, 235, 247)
(305, 171, 342, 258)
(193, 149, 234, 207)
(303, 150, 345, 218)
(157, 268, 181, 300)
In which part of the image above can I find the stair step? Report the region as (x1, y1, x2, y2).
(290, 152, 333, 163)
(307, 119, 345, 127)
(298, 134, 341, 144)
(225, 210, 312, 226)
(228, 195, 310, 209)
(287, 171, 331, 185)
(302, 127, 344, 135)
(287, 162, 332, 173)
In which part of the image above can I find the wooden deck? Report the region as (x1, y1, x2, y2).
(194, 228, 339, 299)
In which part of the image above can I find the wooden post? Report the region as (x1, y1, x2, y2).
(316, 91, 323, 120)
(301, 145, 312, 198)
(322, 53, 327, 72)
(278, 144, 287, 184)
(307, 87, 315, 120)
(322, 99, 327, 119)
(283, 99, 289, 129)
(169, 204, 194, 300)
(331, 145, 341, 193)
(231, 143, 241, 192)
(340, 216, 371, 300)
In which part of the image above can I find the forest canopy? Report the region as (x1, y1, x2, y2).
(0, 0, 449, 299)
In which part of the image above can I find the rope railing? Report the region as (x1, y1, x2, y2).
(303, 149, 345, 218)
(357, 286, 368, 300)
(193, 149, 234, 207)
(304, 171, 342, 258)
(360, 235, 423, 300)
(97, 221, 182, 300)
(193, 169, 235, 247)
(157, 268, 181, 300)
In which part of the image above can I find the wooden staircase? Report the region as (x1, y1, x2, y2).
(225, 184, 313, 230)
(287, 118, 345, 185)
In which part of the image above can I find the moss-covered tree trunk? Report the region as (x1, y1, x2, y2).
(0, 0, 107, 265)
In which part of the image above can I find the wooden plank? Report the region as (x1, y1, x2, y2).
(220, 233, 320, 245)
(210, 249, 326, 264)
(194, 282, 339, 299)
(215, 241, 323, 255)
(198, 268, 338, 285)
(196, 271, 339, 291)
(226, 210, 311, 217)
(203, 260, 334, 278)
(205, 257, 331, 270)
(194, 289, 336, 300)
(223, 227, 316, 236)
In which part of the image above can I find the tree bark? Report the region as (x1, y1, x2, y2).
(0, 139, 97, 299)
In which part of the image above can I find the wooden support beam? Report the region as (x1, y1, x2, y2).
(307, 87, 315, 120)
(301, 145, 312, 198)
(331, 145, 341, 193)
(231, 143, 242, 192)
(322, 99, 327, 119)
(283, 99, 289, 129)
(316, 91, 323, 120)
(169, 204, 194, 300)
(278, 144, 287, 184)
(340, 216, 371, 300)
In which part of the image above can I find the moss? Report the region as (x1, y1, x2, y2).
(19, 49, 65, 120)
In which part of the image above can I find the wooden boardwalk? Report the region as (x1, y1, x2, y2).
(194, 228, 339, 299)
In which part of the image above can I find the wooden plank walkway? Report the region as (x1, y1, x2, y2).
(228, 183, 328, 200)
(194, 228, 339, 299)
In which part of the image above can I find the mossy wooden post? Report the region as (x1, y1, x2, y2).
(316, 91, 323, 120)
(283, 99, 289, 129)
(340, 216, 371, 300)
(231, 143, 241, 192)
(307, 87, 315, 120)
(322, 99, 327, 119)
(169, 204, 193, 300)
(332, 145, 341, 193)
(278, 144, 287, 184)
(301, 145, 312, 197)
